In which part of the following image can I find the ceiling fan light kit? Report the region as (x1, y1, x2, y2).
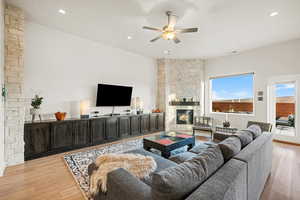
(143, 11, 198, 44)
(162, 31, 175, 40)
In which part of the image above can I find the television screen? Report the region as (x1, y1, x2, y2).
(96, 84, 133, 106)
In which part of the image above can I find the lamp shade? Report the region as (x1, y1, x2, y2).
(80, 100, 90, 116)
(131, 97, 136, 109)
(135, 97, 141, 109)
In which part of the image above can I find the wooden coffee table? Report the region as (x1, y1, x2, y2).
(143, 132, 195, 158)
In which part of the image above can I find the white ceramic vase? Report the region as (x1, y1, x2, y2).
(30, 108, 40, 115)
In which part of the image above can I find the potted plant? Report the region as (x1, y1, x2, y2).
(30, 95, 43, 116)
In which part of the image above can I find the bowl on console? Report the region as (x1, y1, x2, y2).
(55, 112, 67, 121)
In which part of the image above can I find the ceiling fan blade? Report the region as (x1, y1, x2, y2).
(150, 36, 161, 42)
(176, 28, 198, 33)
(167, 11, 177, 29)
(173, 37, 181, 44)
(143, 26, 162, 32)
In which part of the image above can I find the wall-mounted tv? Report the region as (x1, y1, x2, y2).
(96, 84, 133, 107)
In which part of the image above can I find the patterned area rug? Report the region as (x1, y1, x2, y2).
(64, 139, 143, 199)
(63, 138, 202, 199)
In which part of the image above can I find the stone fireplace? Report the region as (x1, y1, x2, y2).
(156, 59, 205, 131)
(176, 109, 194, 125)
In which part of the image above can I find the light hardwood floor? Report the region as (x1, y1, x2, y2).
(0, 137, 299, 200)
(260, 141, 300, 200)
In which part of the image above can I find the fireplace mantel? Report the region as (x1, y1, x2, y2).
(169, 101, 200, 106)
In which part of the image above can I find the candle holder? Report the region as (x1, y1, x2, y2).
(80, 100, 90, 119)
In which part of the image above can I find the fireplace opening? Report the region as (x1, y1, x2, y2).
(176, 109, 194, 125)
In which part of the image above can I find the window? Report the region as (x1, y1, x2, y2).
(210, 73, 254, 114)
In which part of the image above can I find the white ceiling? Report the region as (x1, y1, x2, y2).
(8, 0, 300, 59)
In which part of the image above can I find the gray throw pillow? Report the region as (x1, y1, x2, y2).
(246, 125, 262, 139)
(169, 151, 197, 164)
(151, 146, 224, 200)
(189, 143, 217, 154)
(218, 137, 241, 162)
(233, 130, 253, 148)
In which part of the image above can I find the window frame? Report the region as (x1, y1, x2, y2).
(209, 72, 256, 116)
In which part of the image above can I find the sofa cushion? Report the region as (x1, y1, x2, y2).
(233, 130, 253, 148)
(125, 149, 177, 187)
(169, 152, 197, 164)
(185, 159, 247, 200)
(246, 125, 262, 139)
(189, 143, 217, 154)
(218, 137, 241, 162)
(151, 146, 224, 200)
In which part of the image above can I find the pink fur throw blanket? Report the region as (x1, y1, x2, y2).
(89, 153, 157, 197)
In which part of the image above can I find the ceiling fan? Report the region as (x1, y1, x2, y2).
(143, 11, 198, 44)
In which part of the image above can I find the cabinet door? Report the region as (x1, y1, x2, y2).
(24, 123, 50, 159)
(51, 121, 73, 150)
(73, 120, 90, 147)
(140, 115, 150, 134)
(119, 116, 130, 138)
(157, 113, 165, 131)
(150, 114, 158, 132)
(130, 115, 141, 136)
(90, 118, 106, 144)
(106, 117, 119, 140)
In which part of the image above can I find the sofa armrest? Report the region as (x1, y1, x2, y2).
(106, 168, 152, 200)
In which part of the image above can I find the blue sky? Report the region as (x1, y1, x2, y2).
(276, 83, 295, 97)
(212, 74, 295, 100)
(212, 74, 254, 100)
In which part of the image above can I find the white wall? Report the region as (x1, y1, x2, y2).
(24, 22, 157, 118)
(205, 39, 300, 132)
(0, 0, 5, 176)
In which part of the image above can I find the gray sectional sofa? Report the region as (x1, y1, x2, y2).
(88, 125, 273, 200)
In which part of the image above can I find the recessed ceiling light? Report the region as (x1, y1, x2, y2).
(163, 50, 170, 55)
(270, 12, 278, 17)
(127, 36, 132, 40)
(59, 9, 66, 15)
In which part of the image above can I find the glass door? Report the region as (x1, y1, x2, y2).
(274, 82, 296, 136)
(268, 75, 300, 143)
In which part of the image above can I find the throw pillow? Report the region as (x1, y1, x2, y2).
(189, 143, 217, 154)
(169, 151, 197, 164)
(247, 125, 262, 139)
(218, 137, 241, 162)
(151, 146, 224, 200)
(233, 130, 253, 148)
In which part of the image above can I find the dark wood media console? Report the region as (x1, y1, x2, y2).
(24, 113, 165, 161)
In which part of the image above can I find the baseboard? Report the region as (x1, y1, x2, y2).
(273, 139, 300, 146)
(0, 164, 5, 176)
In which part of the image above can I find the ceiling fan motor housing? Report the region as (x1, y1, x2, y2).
(142, 11, 198, 44)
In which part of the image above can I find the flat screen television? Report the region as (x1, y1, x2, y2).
(96, 84, 133, 107)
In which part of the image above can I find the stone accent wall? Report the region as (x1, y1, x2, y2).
(0, 0, 5, 175)
(156, 59, 166, 112)
(156, 58, 205, 131)
(4, 4, 26, 166)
